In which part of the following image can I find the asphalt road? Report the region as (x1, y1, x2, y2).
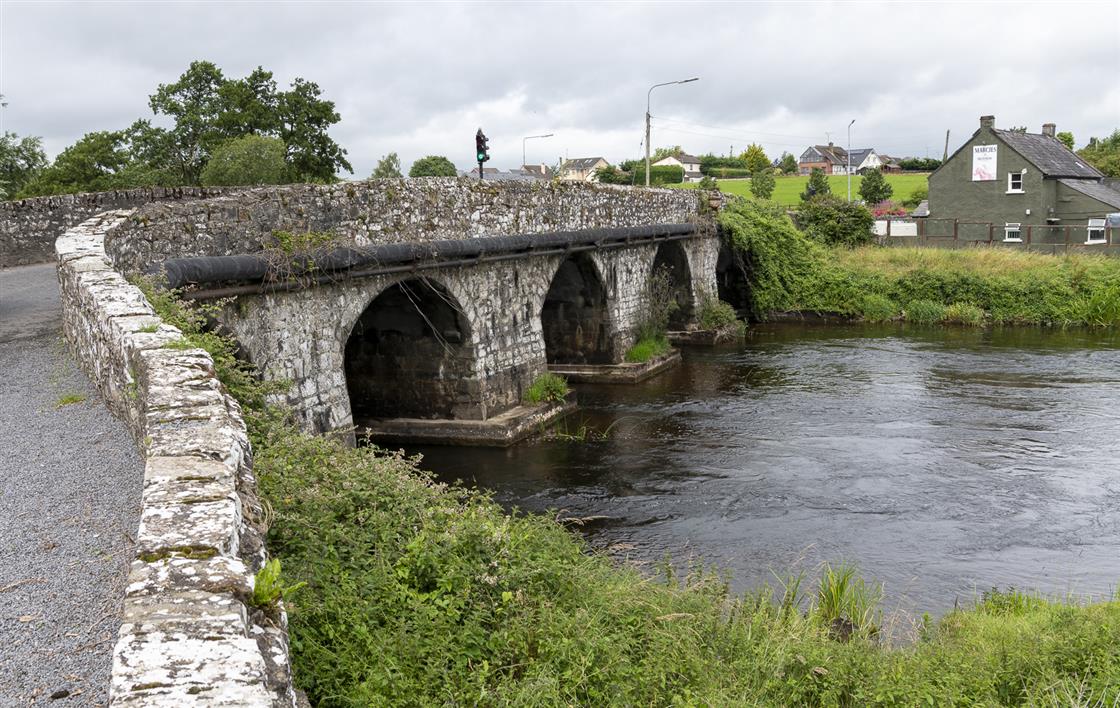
(0, 263, 143, 706)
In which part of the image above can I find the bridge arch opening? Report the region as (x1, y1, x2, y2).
(344, 278, 476, 421)
(541, 254, 612, 364)
(716, 241, 752, 317)
(652, 241, 694, 330)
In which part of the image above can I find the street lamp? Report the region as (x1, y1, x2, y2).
(646, 77, 699, 187)
(847, 119, 855, 202)
(522, 133, 554, 169)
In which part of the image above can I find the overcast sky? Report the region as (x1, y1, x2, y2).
(2, 1, 1118, 177)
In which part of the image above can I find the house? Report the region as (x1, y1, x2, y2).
(519, 164, 554, 180)
(558, 157, 609, 182)
(928, 115, 1120, 244)
(846, 148, 885, 174)
(652, 152, 703, 182)
(798, 144, 847, 174)
(462, 167, 539, 182)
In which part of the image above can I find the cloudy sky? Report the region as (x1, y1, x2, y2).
(2, 1, 1118, 177)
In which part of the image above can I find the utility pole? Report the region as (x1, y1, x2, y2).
(847, 119, 855, 202)
(943, 130, 950, 162)
(646, 77, 699, 186)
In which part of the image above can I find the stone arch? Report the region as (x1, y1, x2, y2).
(716, 241, 751, 316)
(652, 240, 694, 329)
(344, 277, 477, 421)
(541, 253, 612, 364)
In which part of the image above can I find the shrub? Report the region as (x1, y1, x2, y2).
(703, 166, 751, 179)
(858, 168, 893, 204)
(409, 155, 457, 177)
(943, 302, 986, 325)
(200, 135, 287, 187)
(904, 299, 947, 324)
(902, 185, 928, 208)
(631, 164, 685, 185)
(801, 167, 831, 201)
(750, 168, 775, 200)
(523, 372, 569, 404)
(625, 334, 671, 363)
(698, 296, 739, 330)
(697, 175, 718, 191)
(860, 293, 897, 322)
(798, 195, 875, 248)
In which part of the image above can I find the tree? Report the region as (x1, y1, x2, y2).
(799, 195, 875, 248)
(652, 146, 683, 161)
(1056, 131, 1075, 151)
(740, 144, 770, 174)
(409, 155, 457, 177)
(593, 164, 628, 184)
(1078, 129, 1120, 177)
(800, 167, 830, 202)
(17, 130, 134, 197)
(0, 131, 47, 199)
(779, 152, 798, 175)
(750, 168, 775, 200)
(371, 152, 403, 178)
(200, 135, 287, 186)
(858, 168, 893, 204)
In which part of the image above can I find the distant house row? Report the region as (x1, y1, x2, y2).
(463, 154, 707, 184)
(798, 144, 900, 175)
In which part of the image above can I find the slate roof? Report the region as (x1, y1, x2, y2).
(802, 145, 847, 165)
(994, 129, 1102, 178)
(1058, 178, 1120, 209)
(678, 153, 701, 164)
(562, 157, 607, 171)
(911, 199, 930, 217)
(520, 164, 554, 179)
(847, 148, 875, 168)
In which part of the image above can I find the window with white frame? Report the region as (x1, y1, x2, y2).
(1086, 218, 1106, 244)
(1007, 171, 1024, 193)
(1004, 223, 1022, 242)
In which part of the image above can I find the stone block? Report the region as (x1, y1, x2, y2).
(125, 557, 252, 600)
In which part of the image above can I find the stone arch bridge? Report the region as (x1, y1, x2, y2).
(103, 179, 722, 439)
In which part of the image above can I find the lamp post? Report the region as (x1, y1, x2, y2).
(646, 77, 699, 187)
(522, 133, 554, 169)
(847, 119, 855, 201)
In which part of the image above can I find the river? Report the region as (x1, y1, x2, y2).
(411, 323, 1120, 615)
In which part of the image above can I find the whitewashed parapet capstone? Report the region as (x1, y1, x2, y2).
(55, 211, 295, 707)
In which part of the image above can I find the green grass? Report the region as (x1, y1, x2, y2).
(55, 392, 87, 408)
(675, 173, 929, 207)
(718, 198, 1120, 327)
(624, 334, 671, 363)
(523, 372, 569, 404)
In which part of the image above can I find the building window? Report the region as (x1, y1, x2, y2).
(1086, 218, 1107, 244)
(1004, 223, 1022, 242)
(1007, 172, 1024, 193)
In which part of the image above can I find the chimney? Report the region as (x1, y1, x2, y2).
(1042, 123, 1056, 138)
(828, 141, 834, 147)
(980, 115, 995, 129)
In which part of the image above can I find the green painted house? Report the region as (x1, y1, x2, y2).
(928, 116, 1120, 245)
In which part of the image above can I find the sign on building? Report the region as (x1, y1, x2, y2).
(972, 145, 997, 181)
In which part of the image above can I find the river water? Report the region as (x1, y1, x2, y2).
(413, 323, 1120, 615)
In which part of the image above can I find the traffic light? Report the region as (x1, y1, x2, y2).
(475, 129, 490, 164)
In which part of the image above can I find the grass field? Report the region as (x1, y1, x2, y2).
(674, 173, 929, 207)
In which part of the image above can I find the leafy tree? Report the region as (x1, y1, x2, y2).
(371, 152, 403, 178)
(740, 144, 770, 174)
(0, 131, 47, 199)
(1056, 131, 1075, 151)
(409, 155, 457, 177)
(800, 167, 830, 202)
(652, 146, 683, 161)
(200, 135, 287, 186)
(902, 185, 928, 208)
(858, 168, 893, 204)
(17, 130, 134, 197)
(779, 152, 798, 175)
(1078, 129, 1120, 177)
(799, 195, 875, 247)
(750, 168, 775, 200)
(593, 164, 628, 184)
(278, 77, 351, 182)
(699, 153, 747, 172)
(697, 175, 718, 191)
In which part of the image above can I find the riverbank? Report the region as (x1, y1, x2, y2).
(148, 289, 1120, 706)
(719, 197, 1120, 327)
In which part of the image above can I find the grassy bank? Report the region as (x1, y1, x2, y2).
(145, 274, 1120, 705)
(719, 197, 1120, 326)
(674, 173, 928, 207)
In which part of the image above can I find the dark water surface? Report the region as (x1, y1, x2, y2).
(412, 323, 1120, 615)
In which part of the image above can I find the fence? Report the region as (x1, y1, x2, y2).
(876, 217, 1120, 256)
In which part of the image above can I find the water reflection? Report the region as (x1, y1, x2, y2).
(409, 323, 1120, 614)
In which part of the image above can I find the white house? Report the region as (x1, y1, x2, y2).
(652, 153, 703, 182)
(558, 157, 609, 182)
(845, 148, 885, 174)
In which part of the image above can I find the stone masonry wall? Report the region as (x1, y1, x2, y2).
(103, 178, 706, 273)
(1, 187, 235, 268)
(56, 212, 294, 706)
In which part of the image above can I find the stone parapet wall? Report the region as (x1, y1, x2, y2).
(1, 187, 235, 268)
(56, 212, 294, 706)
(103, 178, 706, 273)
